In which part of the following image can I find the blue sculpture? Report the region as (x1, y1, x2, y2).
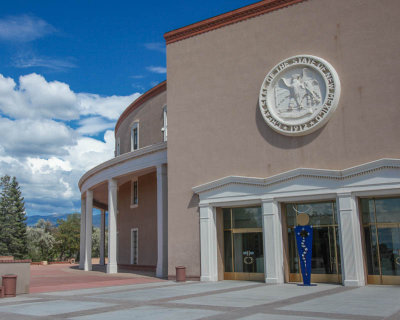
(295, 225, 313, 286)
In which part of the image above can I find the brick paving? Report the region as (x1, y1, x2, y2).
(29, 264, 163, 293)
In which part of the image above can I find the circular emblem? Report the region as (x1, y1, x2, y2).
(243, 256, 254, 265)
(259, 55, 340, 136)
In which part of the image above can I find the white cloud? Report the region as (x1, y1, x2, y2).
(78, 92, 141, 120)
(0, 15, 55, 42)
(13, 54, 77, 71)
(0, 130, 115, 215)
(77, 116, 115, 136)
(144, 42, 166, 53)
(0, 72, 138, 216)
(0, 73, 140, 121)
(0, 117, 76, 157)
(146, 66, 167, 74)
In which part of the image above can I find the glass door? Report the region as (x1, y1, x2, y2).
(361, 197, 400, 285)
(285, 201, 341, 283)
(223, 207, 264, 281)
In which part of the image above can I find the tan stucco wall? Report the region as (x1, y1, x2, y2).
(117, 172, 157, 266)
(166, 0, 400, 277)
(116, 91, 166, 155)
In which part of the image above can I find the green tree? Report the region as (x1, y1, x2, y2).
(0, 175, 28, 259)
(53, 213, 80, 261)
(27, 219, 56, 262)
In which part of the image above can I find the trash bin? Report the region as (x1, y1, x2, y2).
(175, 266, 186, 282)
(2, 275, 17, 297)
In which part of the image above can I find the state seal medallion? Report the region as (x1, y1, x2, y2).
(259, 55, 340, 136)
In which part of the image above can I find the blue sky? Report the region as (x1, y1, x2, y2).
(0, 0, 256, 216)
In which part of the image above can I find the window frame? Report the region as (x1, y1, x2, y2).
(130, 228, 139, 265)
(130, 177, 138, 208)
(161, 105, 167, 142)
(116, 137, 120, 156)
(131, 122, 139, 151)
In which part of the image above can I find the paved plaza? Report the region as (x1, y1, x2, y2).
(0, 280, 399, 320)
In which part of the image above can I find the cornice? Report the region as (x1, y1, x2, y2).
(164, 0, 307, 45)
(78, 142, 167, 190)
(192, 159, 400, 194)
(115, 81, 166, 134)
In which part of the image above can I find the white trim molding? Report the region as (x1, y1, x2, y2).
(192, 158, 400, 286)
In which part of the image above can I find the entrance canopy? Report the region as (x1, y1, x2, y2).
(193, 159, 400, 286)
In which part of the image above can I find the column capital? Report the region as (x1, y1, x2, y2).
(156, 163, 167, 176)
(108, 178, 118, 190)
(261, 198, 275, 204)
(337, 191, 353, 198)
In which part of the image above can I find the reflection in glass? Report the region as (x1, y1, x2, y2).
(232, 207, 262, 228)
(361, 197, 400, 282)
(224, 231, 232, 272)
(223, 207, 264, 275)
(233, 233, 264, 273)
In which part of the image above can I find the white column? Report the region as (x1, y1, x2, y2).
(337, 193, 365, 286)
(107, 179, 118, 274)
(79, 196, 86, 269)
(156, 164, 168, 278)
(84, 190, 93, 271)
(199, 204, 218, 281)
(100, 209, 105, 266)
(262, 199, 284, 284)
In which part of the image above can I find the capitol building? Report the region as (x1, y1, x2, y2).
(78, 0, 400, 286)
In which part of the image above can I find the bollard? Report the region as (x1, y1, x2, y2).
(2, 275, 17, 297)
(175, 266, 186, 282)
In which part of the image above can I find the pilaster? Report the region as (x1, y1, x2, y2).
(199, 204, 218, 281)
(84, 190, 93, 271)
(100, 209, 105, 266)
(337, 193, 365, 286)
(262, 199, 284, 284)
(79, 196, 86, 269)
(156, 164, 168, 278)
(107, 179, 118, 274)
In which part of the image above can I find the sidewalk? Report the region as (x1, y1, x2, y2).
(0, 280, 399, 319)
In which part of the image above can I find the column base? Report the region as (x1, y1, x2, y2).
(343, 279, 364, 287)
(156, 265, 167, 278)
(79, 263, 84, 270)
(265, 277, 283, 284)
(107, 263, 118, 274)
(84, 263, 92, 271)
(200, 276, 218, 282)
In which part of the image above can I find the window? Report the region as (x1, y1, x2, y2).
(131, 178, 138, 207)
(116, 137, 120, 156)
(131, 228, 138, 265)
(161, 105, 167, 142)
(131, 122, 139, 151)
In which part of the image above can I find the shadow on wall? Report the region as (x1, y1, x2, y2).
(255, 101, 324, 149)
(188, 193, 199, 209)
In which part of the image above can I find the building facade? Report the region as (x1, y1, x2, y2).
(79, 0, 400, 286)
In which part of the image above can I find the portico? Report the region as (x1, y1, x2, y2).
(193, 159, 400, 286)
(78, 142, 168, 276)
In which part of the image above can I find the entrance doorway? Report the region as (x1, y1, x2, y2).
(284, 201, 342, 283)
(223, 207, 264, 281)
(361, 197, 400, 285)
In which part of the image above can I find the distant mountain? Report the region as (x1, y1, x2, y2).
(26, 212, 106, 228)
